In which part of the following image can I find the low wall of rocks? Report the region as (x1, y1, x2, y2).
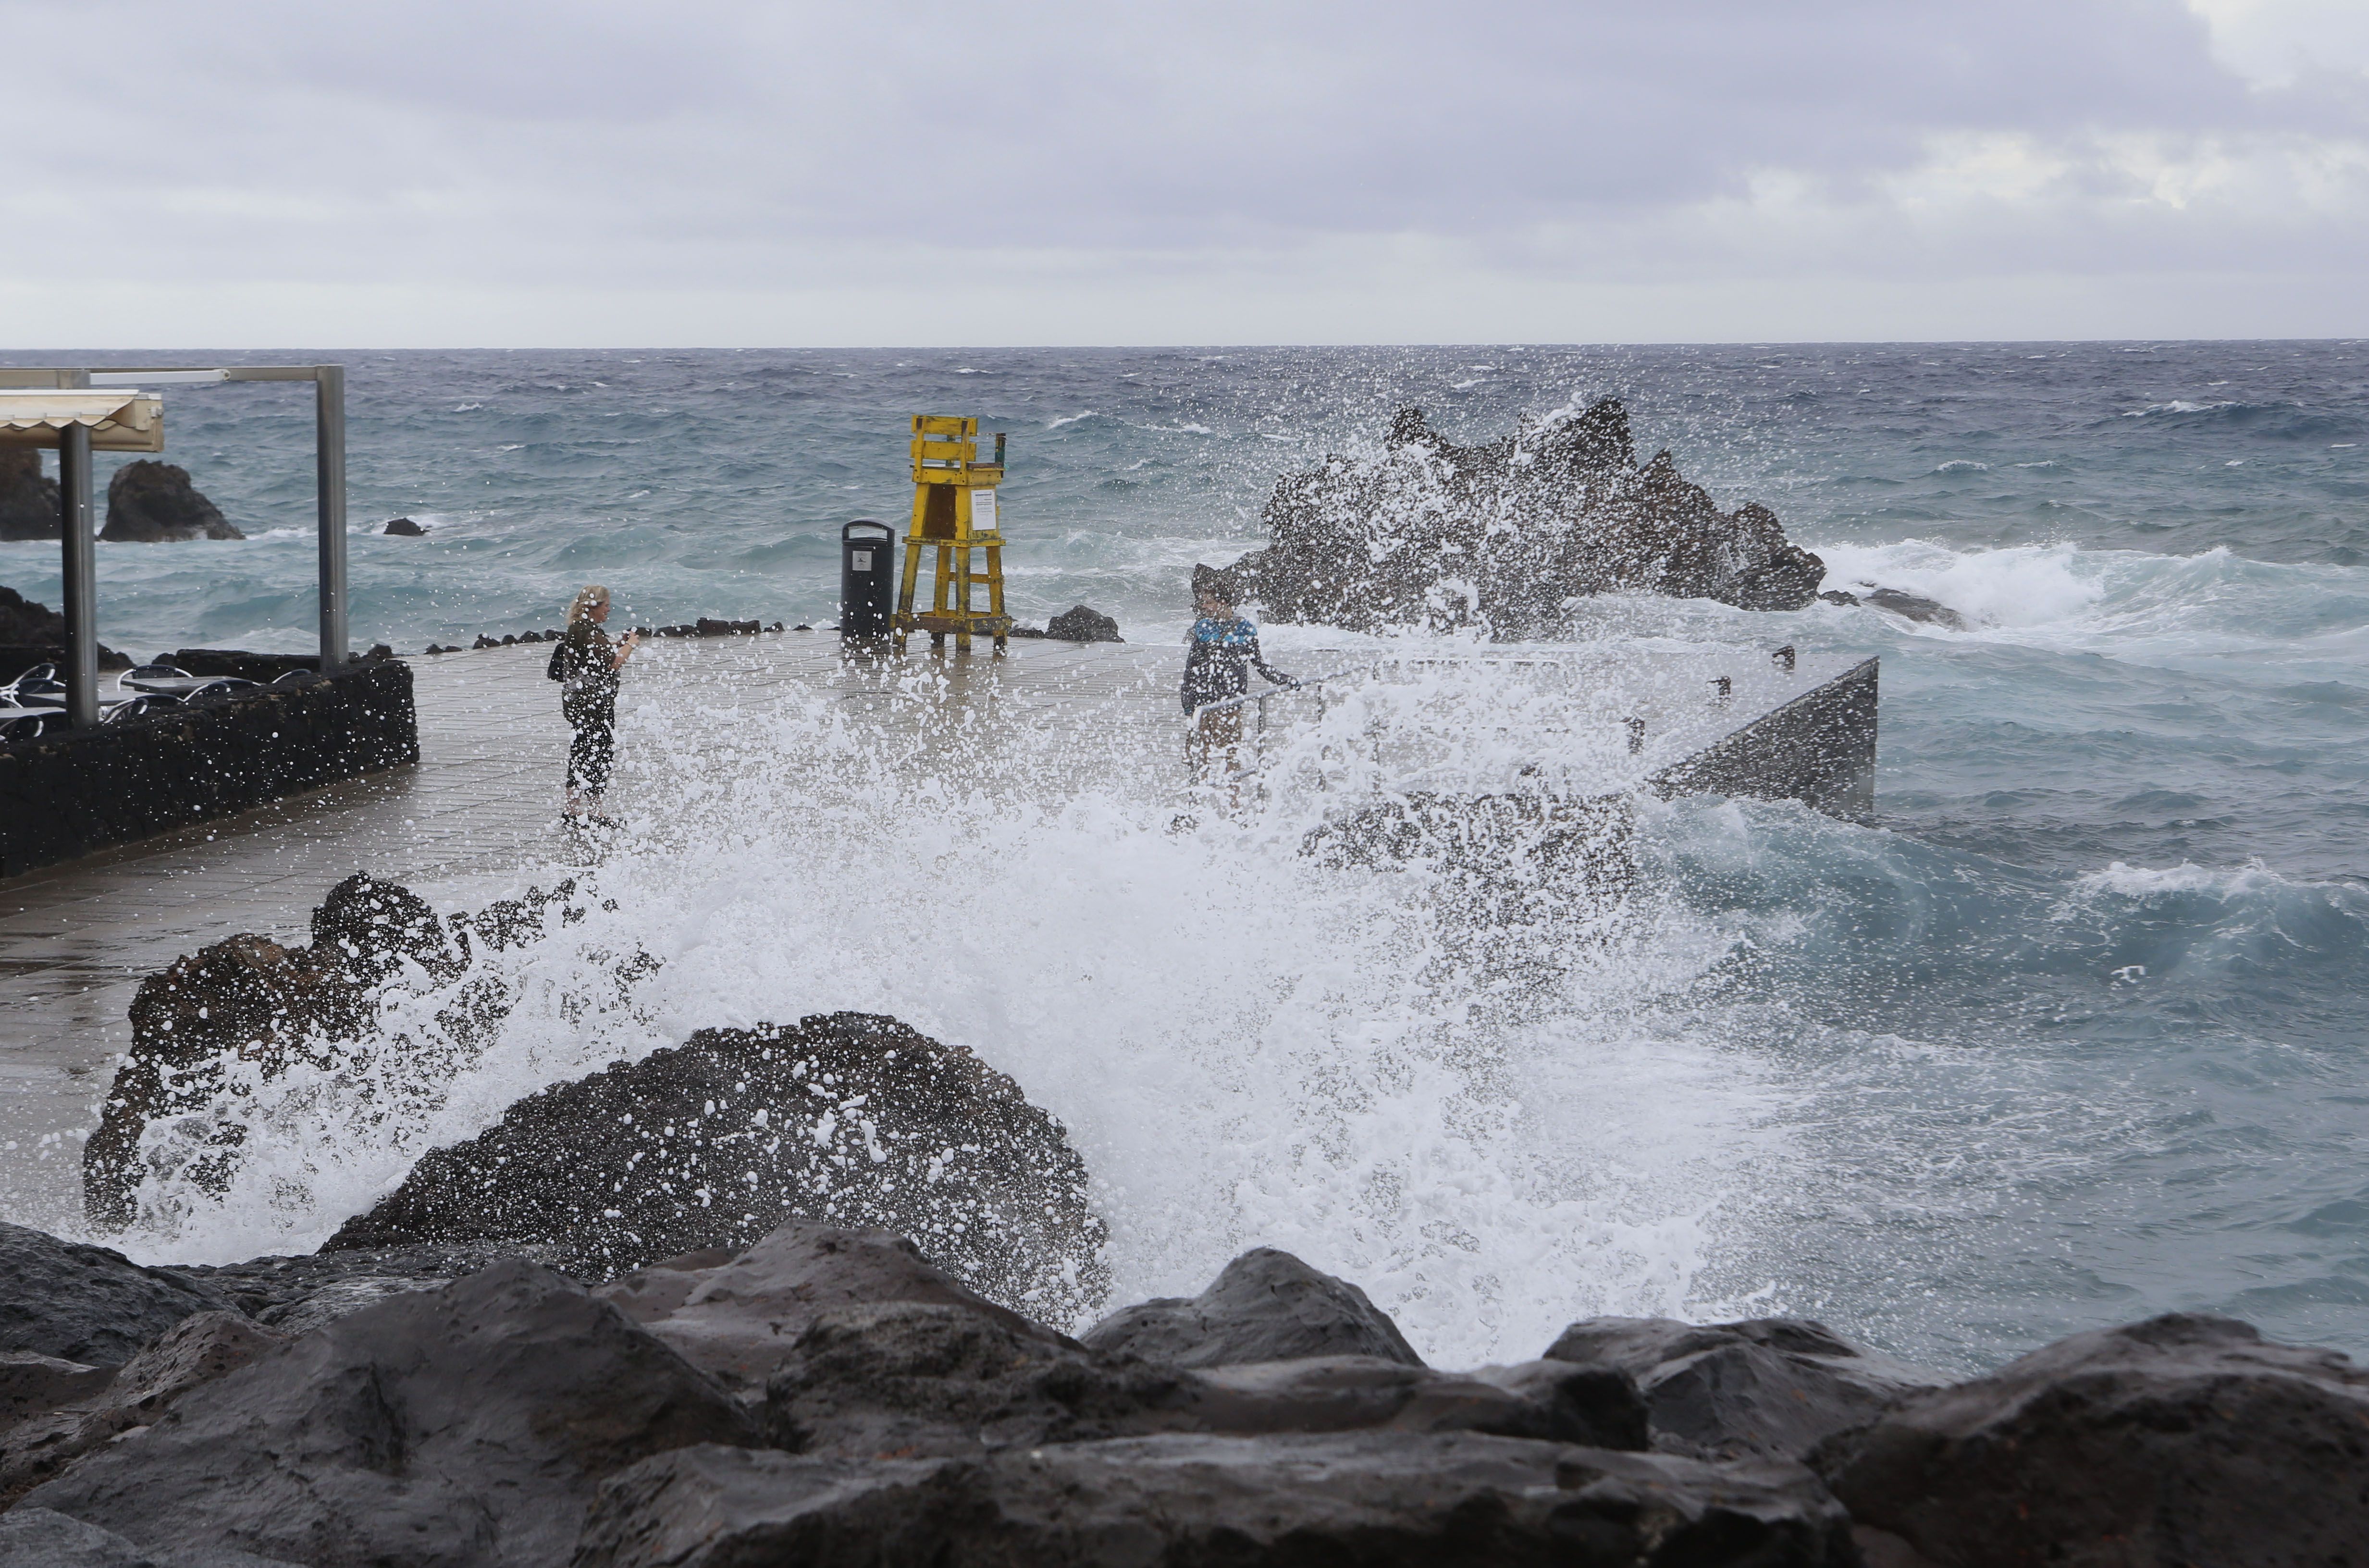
(0, 660, 418, 878)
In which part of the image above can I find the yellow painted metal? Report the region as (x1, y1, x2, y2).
(893, 413, 1011, 653)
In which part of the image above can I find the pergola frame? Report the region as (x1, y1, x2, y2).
(0, 364, 346, 726)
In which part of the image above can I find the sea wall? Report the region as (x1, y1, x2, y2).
(1648, 656, 1878, 824)
(0, 660, 418, 878)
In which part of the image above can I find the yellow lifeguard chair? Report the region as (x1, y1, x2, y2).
(893, 415, 1011, 653)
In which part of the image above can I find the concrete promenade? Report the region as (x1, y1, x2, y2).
(0, 632, 1187, 1222)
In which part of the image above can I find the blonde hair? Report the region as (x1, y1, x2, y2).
(568, 585, 611, 626)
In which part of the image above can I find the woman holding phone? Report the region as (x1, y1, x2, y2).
(549, 584, 641, 827)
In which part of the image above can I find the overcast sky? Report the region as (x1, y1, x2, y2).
(5, 0, 2366, 346)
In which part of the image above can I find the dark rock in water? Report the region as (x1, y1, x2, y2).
(22, 1258, 758, 1568)
(1081, 1247, 1423, 1368)
(310, 871, 466, 984)
(322, 1014, 1110, 1324)
(1044, 604, 1122, 642)
(100, 461, 243, 543)
(1545, 1315, 1945, 1462)
(577, 1433, 1854, 1568)
(1222, 402, 1825, 637)
(0, 450, 62, 541)
(380, 516, 426, 536)
(1818, 589, 1860, 606)
(0, 1222, 231, 1366)
(0, 1508, 301, 1568)
(695, 617, 760, 637)
(1815, 1312, 2369, 1568)
(0, 587, 133, 676)
(1, 1310, 285, 1503)
(1857, 585, 1969, 631)
(1, 1354, 115, 1437)
(595, 1218, 1064, 1390)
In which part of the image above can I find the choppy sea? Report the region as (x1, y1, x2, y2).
(4, 342, 2366, 1372)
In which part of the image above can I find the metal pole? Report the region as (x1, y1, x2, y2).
(59, 424, 99, 728)
(314, 365, 348, 667)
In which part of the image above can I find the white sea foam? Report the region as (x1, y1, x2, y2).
(1932, 460, 1988, 473)
(107, 655, 1791, 1362)
(1047, 411, 1097, 429)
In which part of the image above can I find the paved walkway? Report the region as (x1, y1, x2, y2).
(0, 632, 1193, 1223)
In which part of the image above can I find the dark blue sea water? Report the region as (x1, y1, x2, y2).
(5, 343, 2365, 1370)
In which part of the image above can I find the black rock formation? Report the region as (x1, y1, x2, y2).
(1220, 401, 1825, 637)
(1, 1310, 285, 1504)
(0, 450, 62, 541)
(160, 1242, 528, 1335)
(1857, 586, 1968, 630)
(1081, 1245, 1424, 1368)
(100, 461, 242, 542)
(0, 586, 131, 677)
(0, 1508, 299, 1568)
(1545, 1315, 1945, 1462)
(381, 516, 426, 536)
(1, 1356, 115, 1437)
(0, 1223, 230, 1367)
(1044, 604, 1123, 642)
(1815, 1312, 2369, 1567)
(323, 1014, 1110, 1324)
(576, 1433, 1854, 1568)
(21, 1259, 758, 1568)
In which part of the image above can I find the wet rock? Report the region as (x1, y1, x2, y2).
(695, 617, 760, 637)
(22, 1258, 757, 1568)
(1081, 1246, 1423, 1368)
(0, 1508, 301, 1568)
(1545, 1316, 1947, 1463)
(577, 1433, 1855, 1568)
(0, 586, 132, 674)
(1857, 586, 1968, 631)
(380, 516, 425, 536)
(1, 1310, 286, 1503)
(1225, 402, 1826, 637)
(1814, 1312, 2369, 1568)
(309, 870, 466, 984)
(768, 1298, 1647, 1461)
(82, 934, 365, 1231)
(596, 1218, 1066, 1391)
(0, 449, 62, 540)
(161, 1242, 527, 1333)
(0, 1222, 231, 1366)
(1043, 604, 1122, 642)
(322, 1014, 1110, 1325)
(100, 461, 243, 542)
(0, 1354, 115, 1437)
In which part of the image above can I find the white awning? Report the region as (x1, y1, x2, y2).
(0, 390, 164, 452)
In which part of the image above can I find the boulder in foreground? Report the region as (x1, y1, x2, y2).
(577, 1433, 1856, 1568)
(1081, 1245, 1424, 1367)
(325, 1013, 1110, 1324)
(1816, 1311, 2369, 1568)
(23, 1258, 755, 1568)
(0, 1222, 231, 1367)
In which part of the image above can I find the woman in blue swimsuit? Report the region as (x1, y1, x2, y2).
(1181, 571, 1293, 772)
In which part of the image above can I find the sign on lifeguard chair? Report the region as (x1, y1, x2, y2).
(893, 414, 1011, 653)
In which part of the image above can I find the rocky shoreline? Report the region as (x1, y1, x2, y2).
(4, 1211, 2365, 1565)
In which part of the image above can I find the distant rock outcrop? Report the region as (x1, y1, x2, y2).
(0, 451, 61, 541)
(100, 461, 242, 543)
(1219, 401, 1825, 637)
(381, 516, 426, 536)
(1044, 604, 1123, 642)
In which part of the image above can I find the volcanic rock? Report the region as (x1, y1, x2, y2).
(1222, 401, 1825, 637)
(1858, 586, 1968, 631)
(0, 1508, 300, 1568)
(309, 871, 466, 984)
(0, 1222, 231, 1366)
(1814, 1312, 2369, 1568)
(576, 1433, 1855, 1568)
(100, 461, 242, 542)
(21, 1259, 758, 1568)
(593, 1218, 1066, 1390)
(0, 449, 62, 540)
(695, 617, 760, 637)
(0, 1355, 115, 1437)
(0, 586, 132, 677)
(160, 1241, 529, 1333)
(0, 1310, 285, 1503)
(1044, 604, 1122, 642)
(1545, 1315, 1946, 1463)
(1081, 1246, 1423, 1368)
(322, 1014, 1110, 1324)
(380, 516, 426, 536)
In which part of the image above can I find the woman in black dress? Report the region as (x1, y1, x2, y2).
(549, 584, 641, 826)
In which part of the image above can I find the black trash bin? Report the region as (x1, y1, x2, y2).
(840, 520, 897, 638)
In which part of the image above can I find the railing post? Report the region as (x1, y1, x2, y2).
(59, 421, 99, 728)
(314, 365, 348, 668)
